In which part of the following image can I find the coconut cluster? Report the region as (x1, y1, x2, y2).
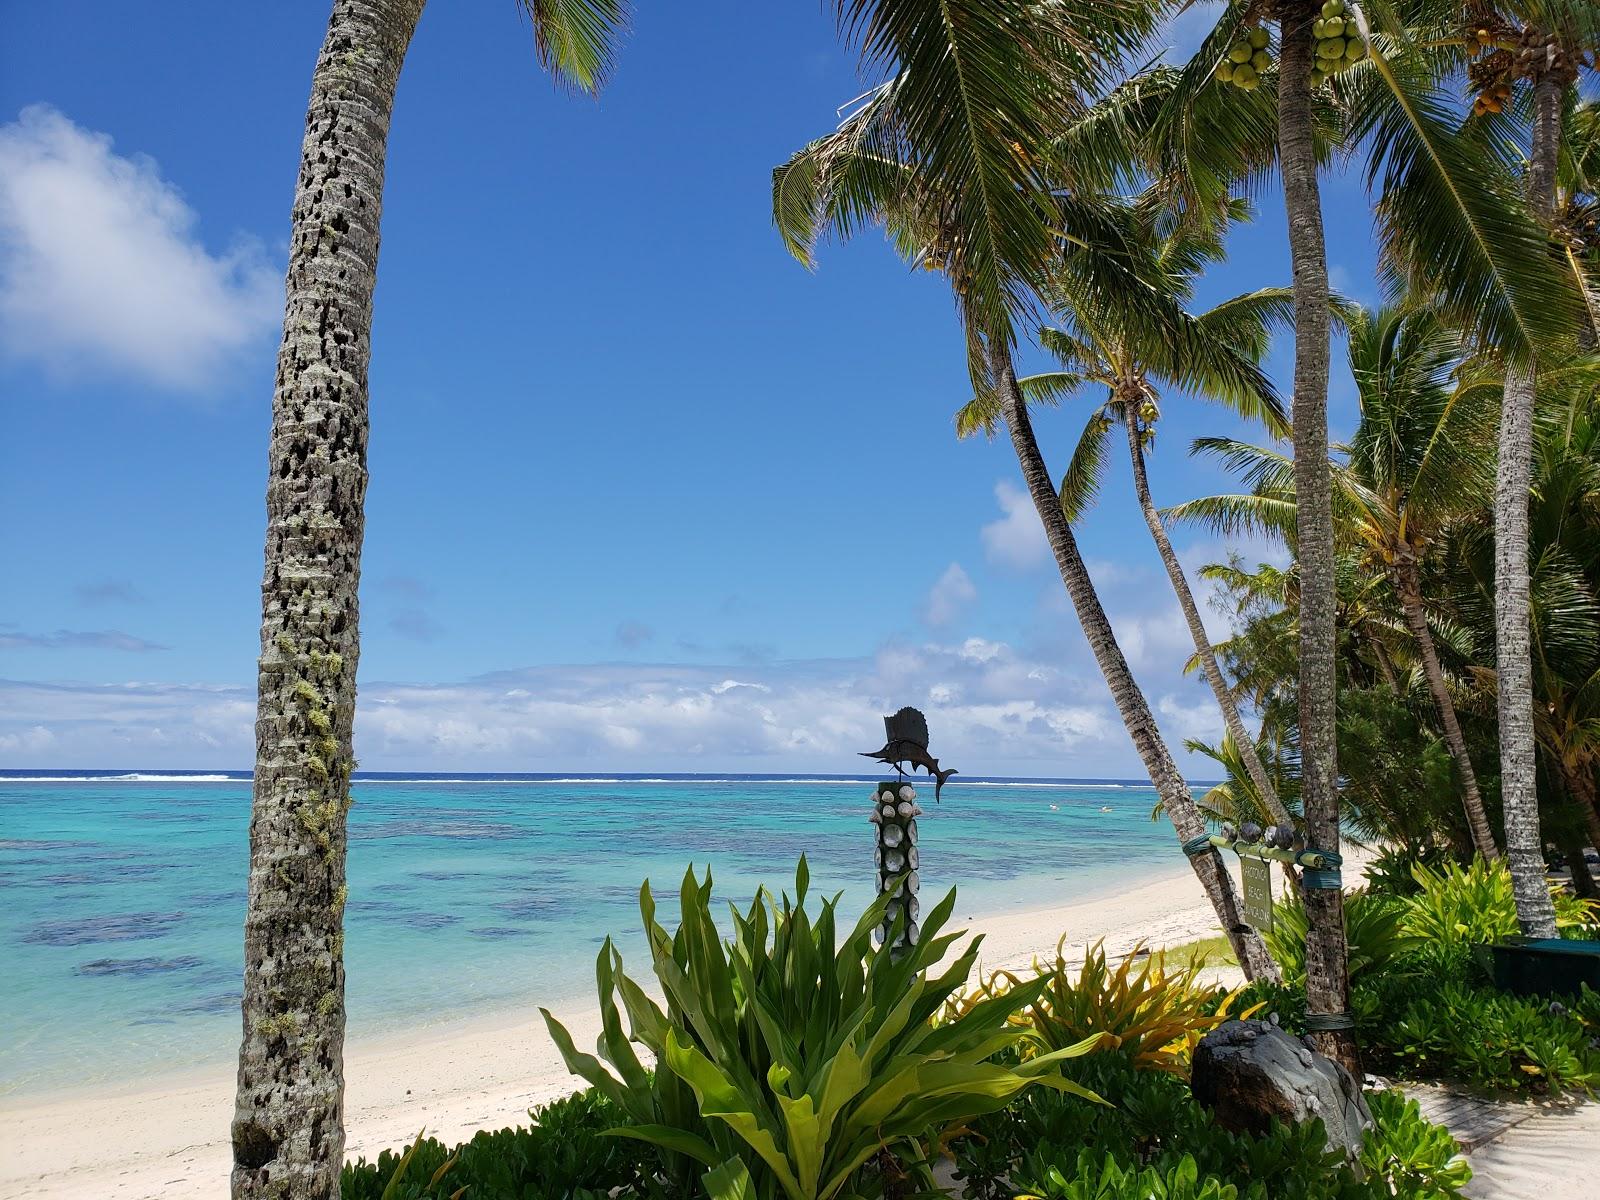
(1215, 25, 1271, 91)
(1311, 0, 1367, 87)
(1467, 25, 1589, 118)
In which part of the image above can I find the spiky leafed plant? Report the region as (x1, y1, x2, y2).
(774, 2, 1279, 981)
(956, 192, 1298, 830)
(233, 3, 627, 1196)
(1169, 301, 1508, 856)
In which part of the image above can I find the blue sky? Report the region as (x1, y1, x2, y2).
(0, 2, 1382, 775)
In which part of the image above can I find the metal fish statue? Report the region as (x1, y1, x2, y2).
(859, 706, 959, 801)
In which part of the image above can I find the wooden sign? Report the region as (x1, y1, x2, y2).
(1241, 855, 1274, 931)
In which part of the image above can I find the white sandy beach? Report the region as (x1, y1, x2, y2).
(0, 857, 1346, 1200)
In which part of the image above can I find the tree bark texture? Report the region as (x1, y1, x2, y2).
(1392, 552, 1499, 859)
(233, 2, 424, 1196)
(1122, 407, 1294, 830)
(1497, 72, 1561, 938)
(1276, 0, 1357, 1074)
(996, 352, 1279, 982)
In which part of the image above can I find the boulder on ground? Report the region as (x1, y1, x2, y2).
(1190, 1018, 1372, 1159)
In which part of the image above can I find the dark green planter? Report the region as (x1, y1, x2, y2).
(1487, 937, 1600, 998)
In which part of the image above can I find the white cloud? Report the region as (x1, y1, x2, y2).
(923, 562, 977, 626)
(1110, 606, 1193, 671)
(0, 639, 1125, 774)
(1157, 693, 1226, 744)
(0, 105, 278, 390)
(980, 481, 1049, 569)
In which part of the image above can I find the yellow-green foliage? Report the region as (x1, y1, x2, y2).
(951, 938, 1254, 1075)
(1402, 857, 1598, 948)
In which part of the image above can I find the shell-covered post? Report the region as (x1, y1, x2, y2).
(869, 781, 923, 954)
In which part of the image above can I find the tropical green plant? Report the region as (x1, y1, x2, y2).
(952, 939, 1253, 1076)
(1357, 1090, 1474, 1200)
(541, 861, 1100, 1200)
(1263, 890, 1422, 987)
(341, 1089, 649, 1200)
(956, 1053, 1469, 1200)
(1016, 1153, 1238, 1200)
(1361, 975, 1600, 1093)
(1401, 857, 1598, 948)
(237, 3, 629, 1194)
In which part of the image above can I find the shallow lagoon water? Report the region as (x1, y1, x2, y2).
(0, 772, 1182, 1095)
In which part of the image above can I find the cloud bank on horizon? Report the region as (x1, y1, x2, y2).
(0, 632, 1233, 777)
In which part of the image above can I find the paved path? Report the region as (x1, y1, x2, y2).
(1404, 1084, 1600, 1199)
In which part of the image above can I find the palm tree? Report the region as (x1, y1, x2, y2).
(1167, 0, 1591, 1068)
(233, 3, 626, 1196)
(1170, 302, 1506, 855)
(776, 2, 1279, 981)
(1349, 0, 1599, 936)
(957, 194, 1298, 832)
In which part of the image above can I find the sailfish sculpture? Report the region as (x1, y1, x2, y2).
(859, 706, 958, 801)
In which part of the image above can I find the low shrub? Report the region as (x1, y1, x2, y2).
(1363, 845, 1452, 899)
(341, 1088, 651, 1200)
(1357, 971, 1600, 1093)
(956, 1055, 1468, 1200)
(1401, 857, 1597, 949)
(1263, 890, 1420, 987)
(951, 939, 1251, 1075)
(542, 859, 1099, 1200)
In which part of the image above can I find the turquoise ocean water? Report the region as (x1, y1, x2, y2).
(0, 771, 1185, 1097)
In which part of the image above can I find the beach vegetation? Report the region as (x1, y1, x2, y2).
(952, 1055, 1469, 1200)
(1398, 857, 1597, 949)
(342, 1089, 650, 1200)
(541, 861, 1100, 1200)
(1262, 891, 1419, 988)
(950, 939, 1252, 1076)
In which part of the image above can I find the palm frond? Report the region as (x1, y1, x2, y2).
(519, 0, 630, 92)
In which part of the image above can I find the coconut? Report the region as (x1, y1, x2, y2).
(1248, 26, 1269, 49)
(1232, 63, 1258, 86)
(1321, 0, 1342, 16)
(1345, 40, 1365, 61)
(1250, 50, 1271, 71)
(1229, 42, 1253, 63)
(1309, 67, 1326, 86)
(1216, 60, 1236, 82)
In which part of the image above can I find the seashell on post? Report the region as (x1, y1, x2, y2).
(871, 781, 921, 955)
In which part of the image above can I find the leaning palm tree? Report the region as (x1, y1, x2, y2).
(1171, 303, 1505, 858)
(777, 3, 1279, 981)
(233, 3, 627, 1196)
(956, 193, 1298, 832)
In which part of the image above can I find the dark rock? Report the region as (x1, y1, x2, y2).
(1191, 1019, 1372, 1159)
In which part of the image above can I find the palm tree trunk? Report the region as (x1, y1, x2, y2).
(1392, 552, 1499, 859)
(995, 350, 1278, 982)
(1496, 72, 1562, 938)
(1562, 832, 1598, 900)
(1122, 406, 1294, 830)
(1565, 758, 1600, 860)
(232, 2, 423, 1195)
(1276, 1, 1357, 1074)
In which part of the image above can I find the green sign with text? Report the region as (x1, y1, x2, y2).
(1241, 855, 1274, 931)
